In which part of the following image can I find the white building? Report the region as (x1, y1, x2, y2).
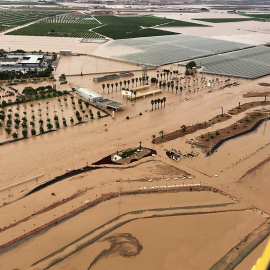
(76, 87, 103, 102)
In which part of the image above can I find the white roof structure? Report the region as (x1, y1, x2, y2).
(76, 87, 103, 99)
(18, 55, 44, 65)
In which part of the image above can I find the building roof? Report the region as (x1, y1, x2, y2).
(18, 55, 44, 65)
(77, 87, 103, 99)
(98, 99, 125, 109)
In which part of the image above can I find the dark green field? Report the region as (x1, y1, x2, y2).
(94, 15, 205, 39)
(194, 17, 257, 23)
(7, 14, 207, 40)
(244, 14, 270, 19)
(0, 10, 67, 33)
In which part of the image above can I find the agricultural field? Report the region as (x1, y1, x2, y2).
(0, 10, 67, 33)
(7, 14, 105, 39)
(7, 14, 206, 40)
(194, 17, 258, 23)
(94, 15, 205, 39)
(0, 87, 107, 143)
(244, 14, 270, 19)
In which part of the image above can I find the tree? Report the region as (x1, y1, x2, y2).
(135, 78, 138, 87)
(181, 125, 186, 132)
(102, 84, 105, 94)
(163, 97, 166, 107)
(39, 126, 44, 134)
(171, 84, 174, 92)
(167, 81, 171, 91)
(127, 80, 130, 88)
(97, 111, 101, 118)
(12, 132, 18, 139)
(157, 98, 160, 109)
(5, 127, 11, 135)
(111, 83, 114, 92)
(59, 74, 66, 81)
(186, 61, 196, 70)
(132, 78, 135, 88)
(160, 99, 164, 108)
(70, 117, 74, 124)
(151, 100, 154, 111)
(107, 83, 110, 94)
(134, 91, 137, 101)
(22, 87, 37, 99)
(139, 77, 142, 86)
(159, 130, 164, 138)
(85, 102, 90, 108)
(154, 99, 157, 110)
(115, 82, 118, 91)
(47, 123, 53, 130)
(22, 129, 28, 138)
(152, 135, 156, 143)
(31, 129, 36, 135)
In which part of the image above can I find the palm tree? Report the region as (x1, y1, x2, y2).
(115, 82, 118, 91)
(107, 83, 110, 94)
(176, 85, 178, 94)
(119, 81, 122, 89)
(139, 77, 142, 86)
(171, 84, 174, 92)
(124, 80, 127, 87)
(102, 84, 105, 94)
(180, 86, 183, 92)
(154, 99, 157, 110)
(111, 83, 114, 92)
(135, 78, 138, 87)
(159, 130, 164, 138)
(127, 80, 130, 88)
(146, 76, 149, 84)
(160, 99, 164, 108)
(167, 81, 171, 91)
(157, 98, 160, 109)
(162, 82, 166, 89)
(159, 81, 162, 88)
(132, 78, 135, 88)
(163, 97, 166, 107)
(151, 100, 154, 111)
(160, 73, 163, 81)
(134, 91, 137, 101)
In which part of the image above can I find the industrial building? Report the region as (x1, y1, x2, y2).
(76, 88, 103, 102)
(76, 87, 125, 111)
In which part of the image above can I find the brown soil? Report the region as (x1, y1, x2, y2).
(228, 101, 270, 115)
(258, 83, 270, 87)
(154, 114, 231, 144)
(243, 92, 270, 98)
(195, 112, 269, 153)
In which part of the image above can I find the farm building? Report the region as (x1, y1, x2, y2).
(96, 99, 125, 111)
(76, 88, 103, 102)
(60, 50, 72, 56)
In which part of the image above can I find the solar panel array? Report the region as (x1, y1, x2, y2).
(187, 46, 270, 79)
(100, 34, 252, 67)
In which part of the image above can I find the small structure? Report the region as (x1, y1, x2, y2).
(96, 99, 125, 111)
(93, 74, 120, 82)
(76, 88, 103, 102)
(60, 50, 72, 56)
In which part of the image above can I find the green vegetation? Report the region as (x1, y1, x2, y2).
(8, 14, 206, 40)
(243, 14, 270, 20)
(94, 15, 205, 39)
(120, 148, 139, 159)
(7, 14, 105, 39)
(194, 17, 259, 23)
(0, 10, 67, 33)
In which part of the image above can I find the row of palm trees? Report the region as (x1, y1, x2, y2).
(151, 97, 166, 111)
(101, 76, 149, 94)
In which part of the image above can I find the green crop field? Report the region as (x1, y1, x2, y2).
(7, 14, 207, 40)
(7, 14, 105, 39)
(243, 14, 270, 19)
(194, 18, 258, 23)
(93, 15, 205, 39)
(0, 10, 67, 33)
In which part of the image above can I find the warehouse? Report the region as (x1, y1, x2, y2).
(76, 88, 103, 102)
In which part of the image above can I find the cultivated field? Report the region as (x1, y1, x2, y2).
(0, 10, 67, 32)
